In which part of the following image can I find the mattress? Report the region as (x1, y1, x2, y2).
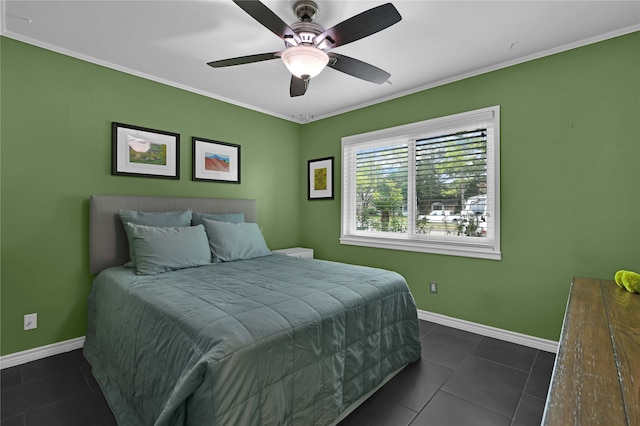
(84, 254, 421, 425)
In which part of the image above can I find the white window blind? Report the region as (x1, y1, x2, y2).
(341, 106, 501, 260)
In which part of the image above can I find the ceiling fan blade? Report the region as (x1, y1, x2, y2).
(233, 0, 301, 45)
(207, 52, 281, 68)
(315, 3, 401, 49)
(327, 53, 390, 84)
(290, 76, 308, 97)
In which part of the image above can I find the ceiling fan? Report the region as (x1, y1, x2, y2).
(207, 0, 402, 97)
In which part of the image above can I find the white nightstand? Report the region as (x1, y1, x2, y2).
(272, 247, 314, 259)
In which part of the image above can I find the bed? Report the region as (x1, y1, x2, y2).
(84, 195, 422, 426)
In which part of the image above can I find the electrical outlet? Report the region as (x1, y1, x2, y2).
(429, 281, 438, 294)
(24, 313, 37, 330)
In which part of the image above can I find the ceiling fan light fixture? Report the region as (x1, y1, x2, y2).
(281, 45, 329, 79)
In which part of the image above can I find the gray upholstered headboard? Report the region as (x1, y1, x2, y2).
(89, 195, 257, 275)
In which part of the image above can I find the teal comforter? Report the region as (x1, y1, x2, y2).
(84, 254, 421, 425)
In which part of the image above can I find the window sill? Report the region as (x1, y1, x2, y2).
(339, 234, 501, 261)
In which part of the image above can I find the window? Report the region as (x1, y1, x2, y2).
(341, 106, 500, 260)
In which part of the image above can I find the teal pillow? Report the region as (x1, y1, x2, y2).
(191, 212, 244, 227)
(125, 223, 211, 275)
(202, 219, 271, 262)
(119, 209, 193, 267)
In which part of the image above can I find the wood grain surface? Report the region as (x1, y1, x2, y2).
(542, 277, 639, 425)
(601, 279, 640, 425)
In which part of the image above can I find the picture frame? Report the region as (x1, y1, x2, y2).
(192, 137, 241, 183)
(308, 156, 334, 200)
(111, 122, 180, 179)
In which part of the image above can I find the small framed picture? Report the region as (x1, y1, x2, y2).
(308, 157, 334, 200)
(111, 122, 180, 179)
(192, 137, 241, 183)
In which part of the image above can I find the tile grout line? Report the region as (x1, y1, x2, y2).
(392, 323, 482, 425)
(509, 350, 543, 424)
(440, 335, 536, 422)
(409, 335, 495, 422)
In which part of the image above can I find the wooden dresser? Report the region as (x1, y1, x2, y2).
(542, 277, 640, 425)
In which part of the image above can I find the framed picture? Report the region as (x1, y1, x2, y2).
(111, 122, 180, 179)
(308, 156, 334, 200)
(192, 137, 241, 183)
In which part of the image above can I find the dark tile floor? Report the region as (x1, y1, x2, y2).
(338, 321, 555, 426)
(1, 348, 117, 426)
(1, 320, 554, 426)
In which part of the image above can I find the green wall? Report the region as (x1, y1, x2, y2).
(0, 37, 302, 355)
(300, 32, 640, 341)
(2, 32, 638, 356)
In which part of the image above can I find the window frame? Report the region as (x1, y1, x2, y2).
(340, 106, 501, 260)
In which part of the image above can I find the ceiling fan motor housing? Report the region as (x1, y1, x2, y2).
(288, 22, 324, 46)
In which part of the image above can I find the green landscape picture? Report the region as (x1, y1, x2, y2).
(129, 142, 167, 165)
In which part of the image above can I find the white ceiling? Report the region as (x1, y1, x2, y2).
(2, 1, 639, 123)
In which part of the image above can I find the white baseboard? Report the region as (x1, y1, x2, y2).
(0, 337, 85, 370)
(418, 309, 558, 353)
